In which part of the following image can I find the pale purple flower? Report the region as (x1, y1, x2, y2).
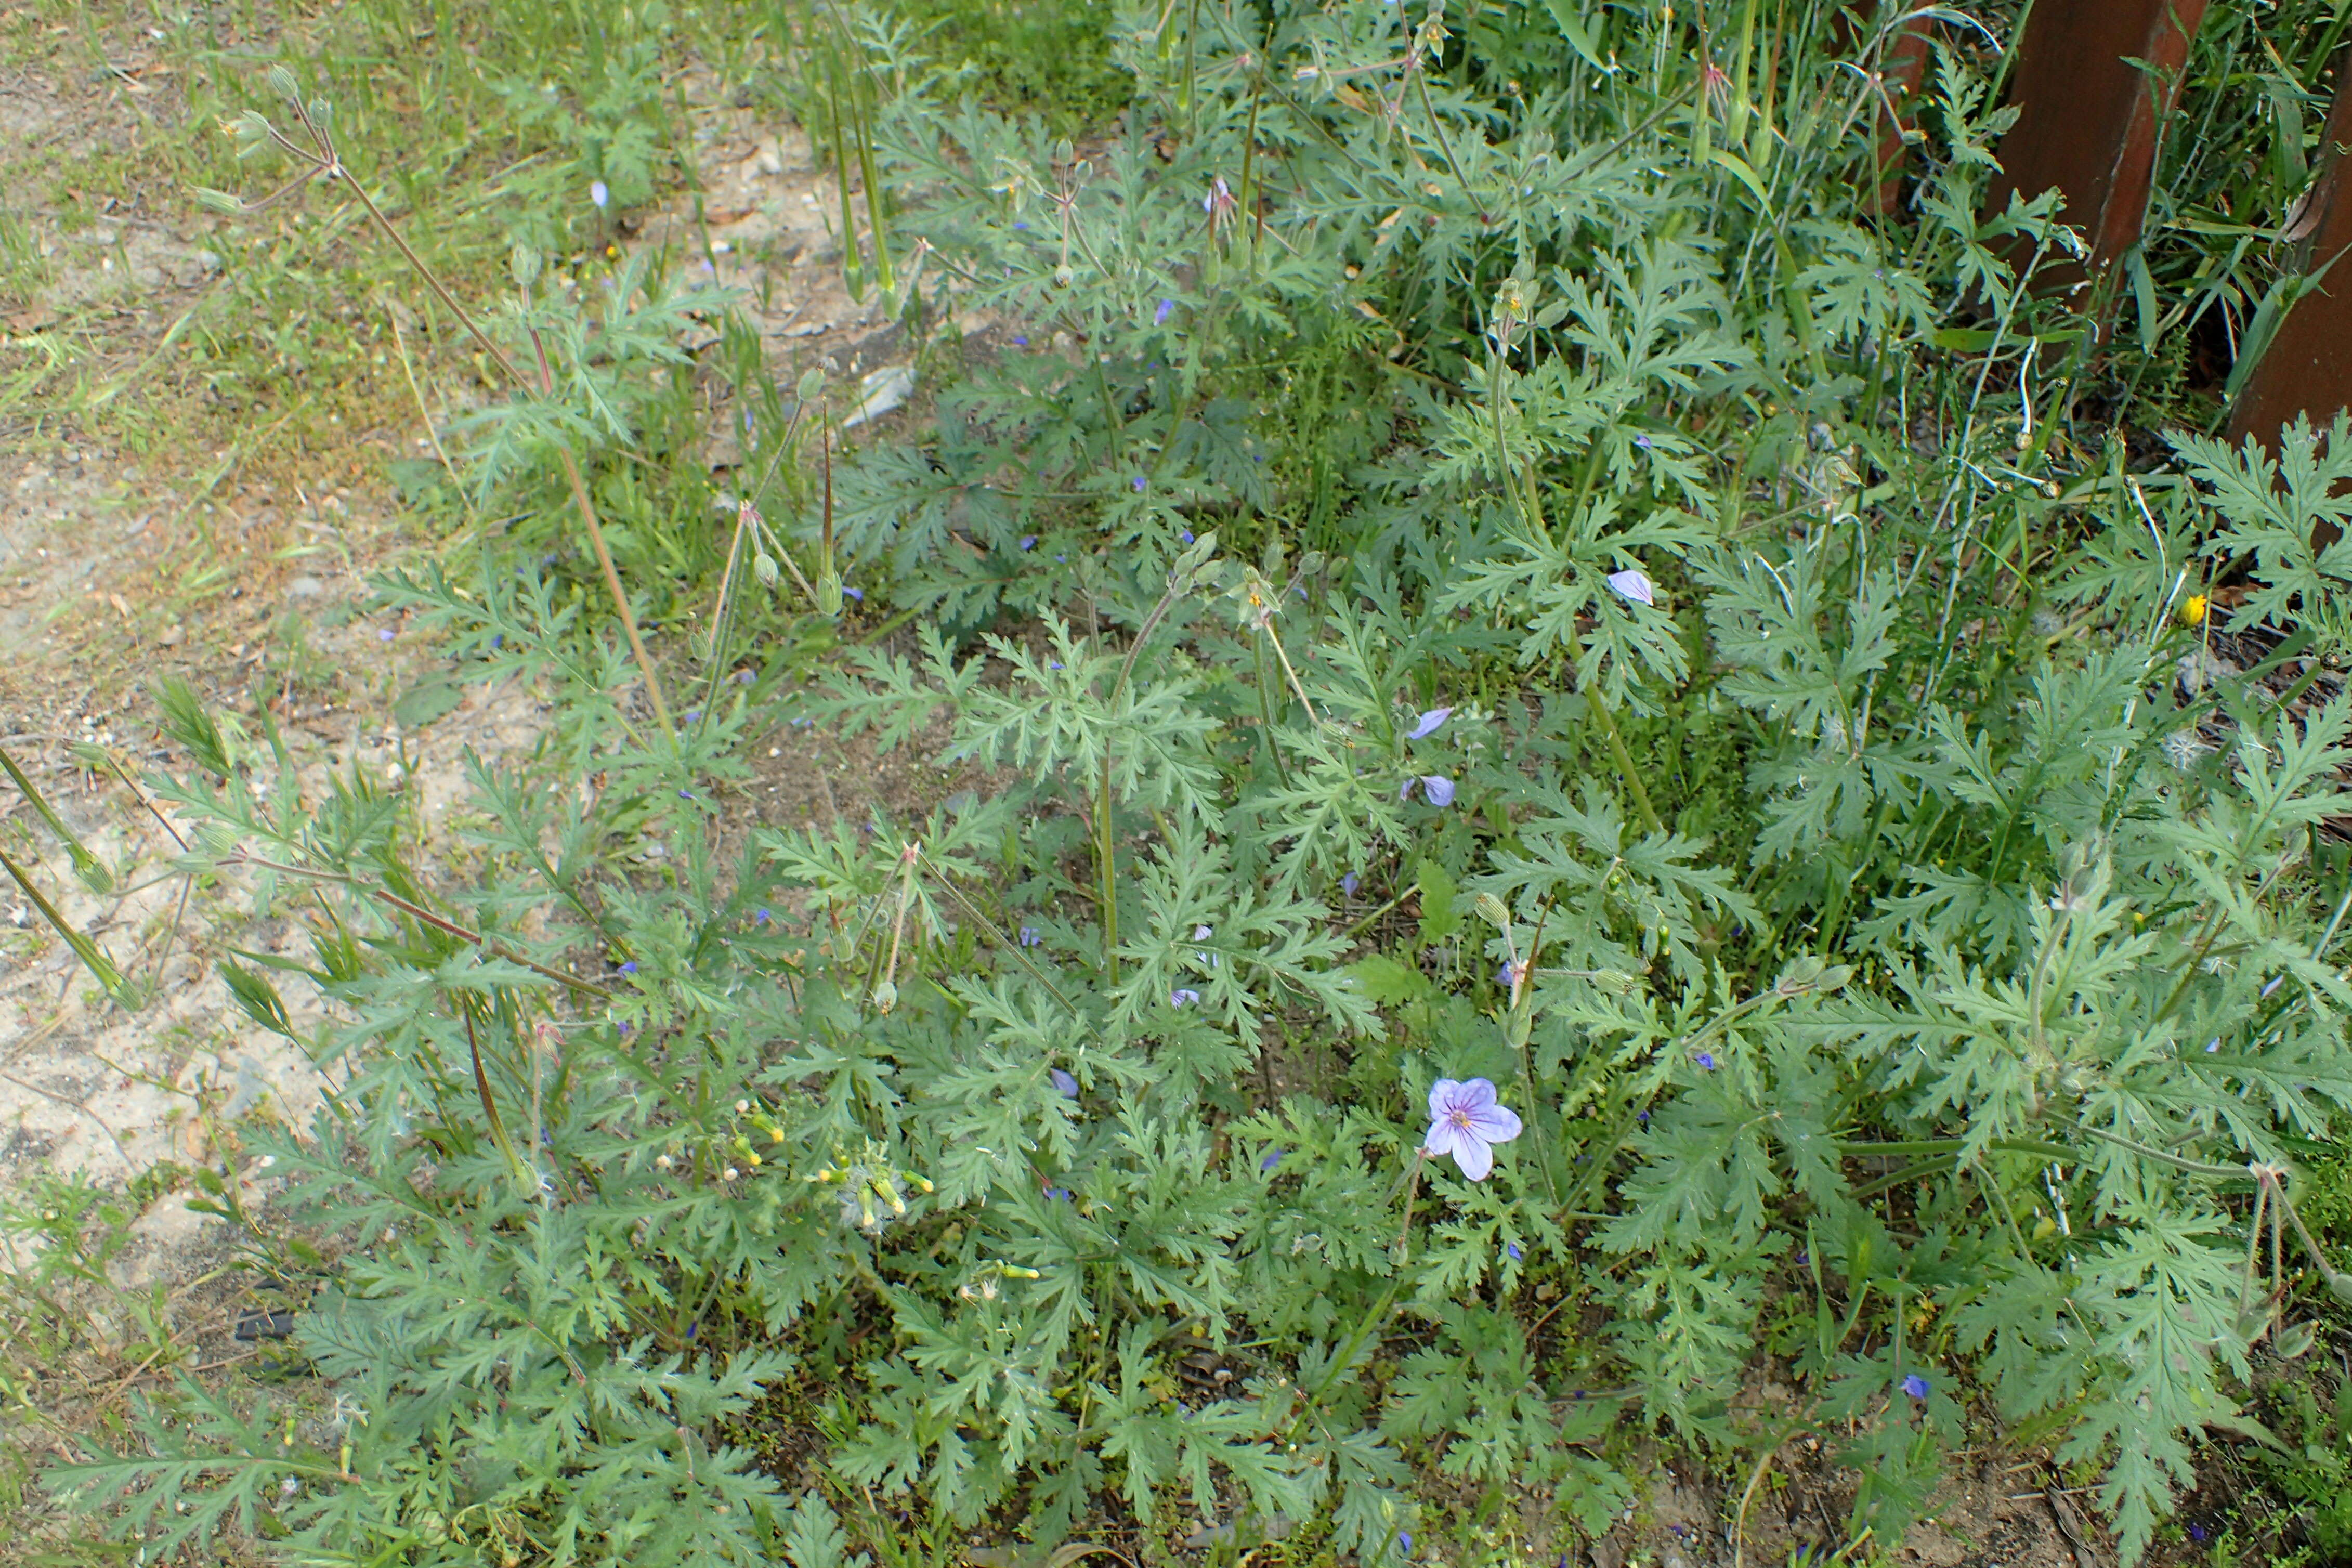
(1018, 925, 1041, 947)
(1045, 1186, 1071, 1201)
(590, 179, 610, 210)
(754, 908, 772, 924)
(1341, 872, 1360, 897)
(1607, 569, 1654, 607)
(1203, 176, 1235, 217)
(1179, 528, 1194, 543)
(1506, 1240, 1523, 1260)
(1194, 924, 1212, 941)
(1899, 1373, 1929, 1400)
(378, 627, 396, 642)
(1131, 475, 1146, 492)
(1422, 1078, 1522, 1181)
(1633, 432, 1653, 449)
(1421, 775, 1456, 808)
(842, 586, 863, 602)
(1260, 1150, 1281, 1171)
(1405, 706, 1453, 739)
(1694, 1051, 1716, 1070)
(1171, 988, 1201, 1007)
(1399, 777, 1417, 802)
(619, 960, 638, 975)
(1155, 298, 1175, 325)
(1018, 535, 1037, 551)
(1049, 1068, 1079, 1099)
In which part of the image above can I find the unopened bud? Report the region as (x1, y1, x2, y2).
(754, 552, 779, 587)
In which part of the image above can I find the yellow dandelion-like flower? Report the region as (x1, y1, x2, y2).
(2179, 594, 2208, 626)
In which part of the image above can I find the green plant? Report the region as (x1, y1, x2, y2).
(16, 1, 2352, 1565)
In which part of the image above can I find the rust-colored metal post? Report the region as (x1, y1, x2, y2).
(1984, 0, 2211, 278)
(2227, 55, 2352, 450)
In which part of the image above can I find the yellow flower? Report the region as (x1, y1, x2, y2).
(2179, 594, 2208, 626)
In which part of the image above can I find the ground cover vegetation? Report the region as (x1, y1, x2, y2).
(7, 0, 2352, 1563)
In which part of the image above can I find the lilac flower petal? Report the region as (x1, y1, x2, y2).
(620, 960, 638, 975)
(1131, 475, 1146, 492)
(1405, 705, 1453, 739)
(1506, 1241, 1523, 1260)
(1899, 1373, 1929, 1400)
(591, 179, 610, 209)
(754, 908, 772, 924)
(1695, 1051, 1716, 1070)
(1260, 1150, 1281, 1171)
(1171, 987, 1200, 1007)
(1399, 777, 1418, 802)
(1179, 529, 1194, 544)
(1421, 775, 1456, 807)
(1342, 872, 1360, 897)
(1019, 535, 1037, 551)
(842, 586, 863, 602)
(1423, 1077, 1519, 1181)
(1049, 1068, 1079, 1099)
(1155, 298, 1175, 325)
(1465, 1099, 1522, 1144)
(1607, 568, 1655, 606)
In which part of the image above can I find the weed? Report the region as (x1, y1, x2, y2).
(11, 2, 2352, 1567)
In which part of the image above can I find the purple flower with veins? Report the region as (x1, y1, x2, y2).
(1421, 775, 1456, 808)
(1607, 568, 1655, 607)
(1171, 987, 1201, 1008)
(1049, 1068, 1079, 1099)
(1899, 1373, 1930, 1400)
(1405, 705, 1452, 739)
(1421, 1077, 1522, 1181)
(1018, 925, 1041, 947)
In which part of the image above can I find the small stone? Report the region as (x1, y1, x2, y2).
(287, 576, 323, 599)
(158, 623, 184, 647)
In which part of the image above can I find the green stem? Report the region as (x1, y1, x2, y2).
(1584, 683, 1664, 835)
